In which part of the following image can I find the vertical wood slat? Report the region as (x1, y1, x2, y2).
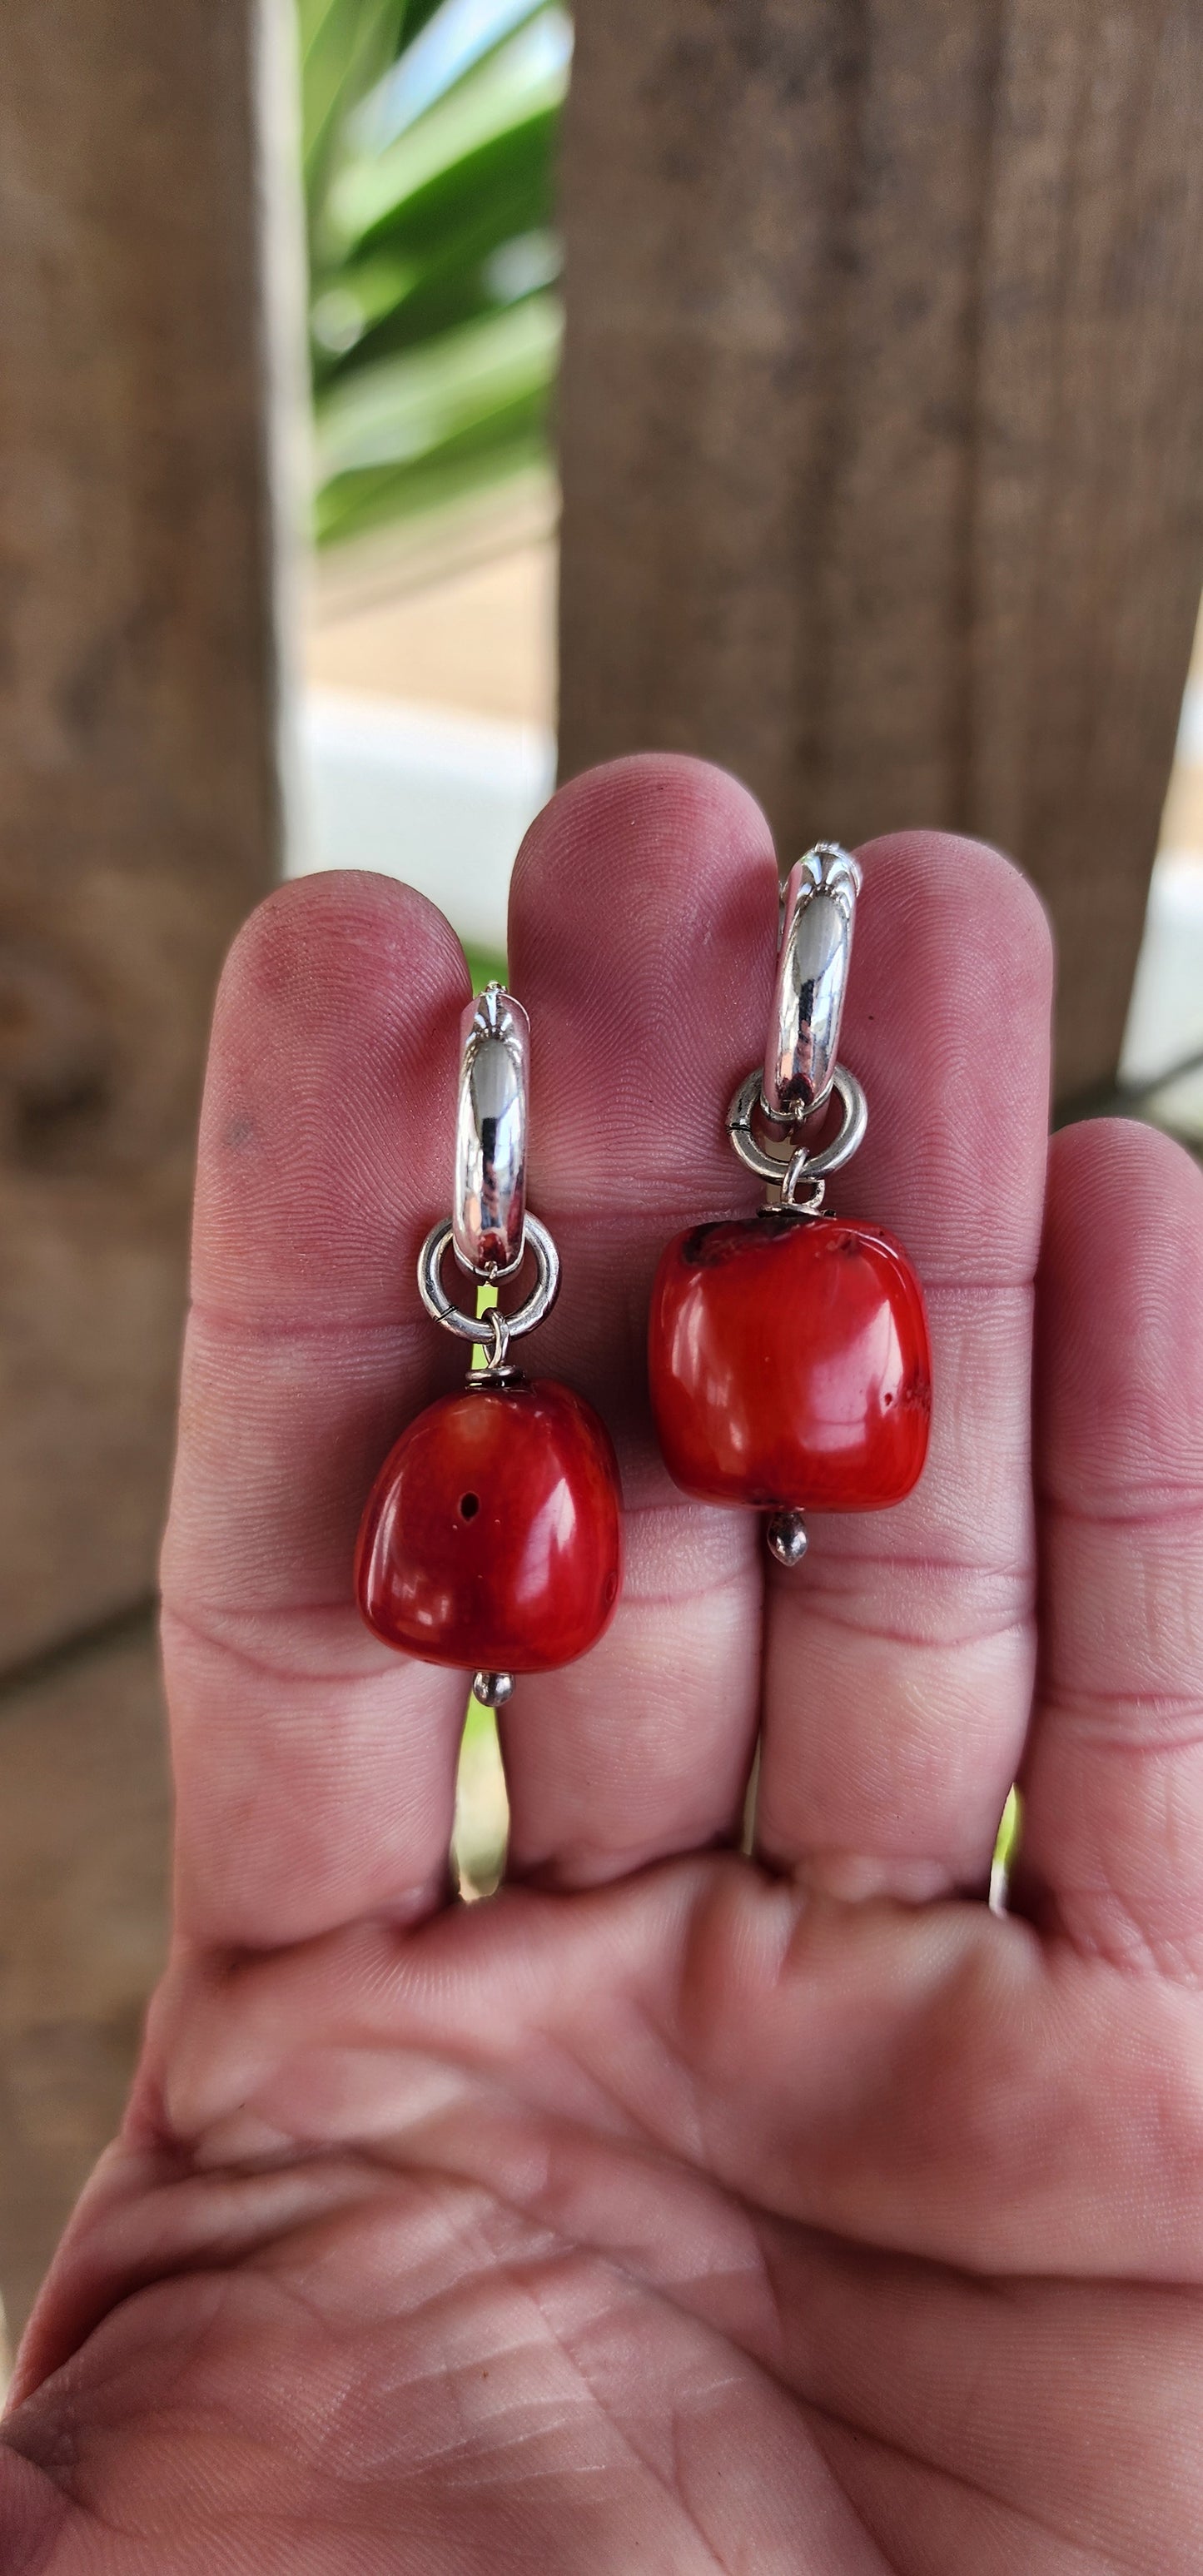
(558, 0, 1203, 1102)
(0, 0, 281, 1664)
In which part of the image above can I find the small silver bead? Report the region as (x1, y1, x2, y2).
(473, 1668, 515, 1708)
(766, 1509, 808, 1569)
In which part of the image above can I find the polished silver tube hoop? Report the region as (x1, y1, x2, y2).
(452, 982, 530, 1279)
(763, 843, 862, 1121)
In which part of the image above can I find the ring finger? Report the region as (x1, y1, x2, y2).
(757, 832, 1053, 1900)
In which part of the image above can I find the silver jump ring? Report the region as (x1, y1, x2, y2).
(417, 1212, 560, 1343)
(480, 1305, 510, 1370)
(726, 1062, 867, 1186)
(780, 1154, 828, 1214)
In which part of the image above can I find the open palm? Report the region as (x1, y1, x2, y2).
(4, 760, 1203, 2574)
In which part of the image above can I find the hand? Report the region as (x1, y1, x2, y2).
(4, 760, 1202, 2576)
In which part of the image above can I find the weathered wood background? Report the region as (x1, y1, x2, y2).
(558, 0, 1203, 1103)
(0, 0, 278, 2342)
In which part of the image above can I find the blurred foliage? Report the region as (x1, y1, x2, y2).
(298, 0, 568, 545)
(462, 938, 506, 991)
(455, 1687, 509, 1895)
(993, 1784, 1021, 1886)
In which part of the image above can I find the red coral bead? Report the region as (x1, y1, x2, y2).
(355, 1377, 622, 1672)
(649, 1211, 932, 1511)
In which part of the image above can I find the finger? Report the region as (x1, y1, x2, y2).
(757, 833, 1053, 1898)
(500, 754, 780, 1887)
(1015, 1117, 1203, 1975)
(161, 871, 472, 1952)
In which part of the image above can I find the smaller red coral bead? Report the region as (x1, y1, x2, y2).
(649, 1211, 932, 1511)
(355, 1377, 622, 1673)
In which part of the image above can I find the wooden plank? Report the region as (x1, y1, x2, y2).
(0, 0, 280, 1664)
(0, 1622, 170, 2347)
(558, 0, 1203, 1101)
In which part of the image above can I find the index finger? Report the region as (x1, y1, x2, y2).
(161, 870, 473, 1952)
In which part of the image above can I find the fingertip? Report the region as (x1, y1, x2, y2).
(508, 755, 781, 1213)
(212, 868, 470, 1033)
(840, 828, 1054, 1277)
(519, 747, 775, 859)
(855, 828, 1056, 1013)
(510, 752, 778, 969)
(196, 871, 472, 1322)
(1046, 1110, 1203, 1224)
(1041, 1111, 1203, 1335)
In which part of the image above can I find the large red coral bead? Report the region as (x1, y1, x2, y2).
(649, 1211, 931, 1511)
(355, 1377, 622, 1672)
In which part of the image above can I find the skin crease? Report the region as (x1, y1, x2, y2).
(3, 759, 1203, 2574)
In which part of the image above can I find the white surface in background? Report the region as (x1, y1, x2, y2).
(1121, 681, 1203, 1112)
(293, 688, 554, 953)
(1176, 678, 1203, 767)
(1121, 852, 1203, 1089)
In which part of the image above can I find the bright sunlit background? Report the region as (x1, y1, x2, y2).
(293, 0, 562, 975)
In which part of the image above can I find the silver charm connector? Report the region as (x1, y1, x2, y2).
(726, 841, 867, 1221)
(454, 982, 530, 1278)
(764, 844, 862, 1121)
(418, 982, 560, 1355)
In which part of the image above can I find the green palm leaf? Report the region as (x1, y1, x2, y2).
(325, 13, 566, 257)
(299, 0, 407, 213)
(302, 0, 568, 544)
(314, 294, 562, 542)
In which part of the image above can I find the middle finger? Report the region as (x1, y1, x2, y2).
(502, 753, 778, 1887)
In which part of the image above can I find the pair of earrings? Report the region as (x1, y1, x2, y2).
(355, 848, 932, 1705)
